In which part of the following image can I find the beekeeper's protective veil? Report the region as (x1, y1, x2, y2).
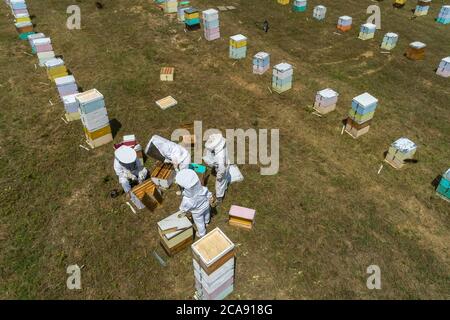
(145, 135, 190, 170)
(114, 146, 147, 192)
(176, 169, 212, 237)
(204, 133, 230, 198)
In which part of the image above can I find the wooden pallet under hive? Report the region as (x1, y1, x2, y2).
(151, 161, 175, 189)
(130, 180, 163, 211)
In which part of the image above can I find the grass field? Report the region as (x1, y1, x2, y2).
(0, 0, 449, 299)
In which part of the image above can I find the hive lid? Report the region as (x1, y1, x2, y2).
(203, 8, 218, 15)
(229, 205, 256, 220)
(55, 75, 76, 86)
(318, 88, 338, 98)
(274, 62, 293, 72)
(75, 89, 104, 104)
(158, 212, 192, 239)
(353, 92, 378, 107)
(442, 57, 450, 63)
(230, 34, 247, 42)
(362, 23, 376, 29)
(62, 93, 79, 104)
(410, 41, 426, 49)
(254, 52, 269, 59)
(44, 58, 64, 68)
(392, 138, 417, 153)
(385, 32, 398, 38)
(191, 228, 234, 267)
(339, 16, 352, 21)
(185, 8, 198, 14)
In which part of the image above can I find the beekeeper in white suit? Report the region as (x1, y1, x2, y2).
(203, 133, 231, 203)
(145, 135, 191, 171)
(114, 146, 148, 193)
(176, 169, 213, 238)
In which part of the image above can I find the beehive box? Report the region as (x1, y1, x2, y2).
(158, 212, 194, 256)
(191, 228, 235, 275)
(130, 180, 163, 211)
(151, 161, 175, 189)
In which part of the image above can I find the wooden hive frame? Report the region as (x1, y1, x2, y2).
(130, 180, 163, 211)
(151, 161, 175, 189)
(191, 228, 235, 275)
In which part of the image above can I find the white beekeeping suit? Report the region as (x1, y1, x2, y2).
(176, 169, 212, 238)
(114, 146, 148, 193)
(145, 135, 191, 171)
(204, 134, 231, 201)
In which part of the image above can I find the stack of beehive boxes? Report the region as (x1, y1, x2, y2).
(163, 0, 177, 13)
(406, 41, 426, 60)
(252, 52, 270, 75)
(185, 8, 201, 31)
(229, 205, 256, 230)
(192, 228, 235, 300)
(393, 0, 407, 8)
(10, 0, 33, 39)
(229, 34, 247, 59)
(437, 169, 450, 201)
(272, 62, 293, 94)
(414, 0, 431, 16)
(158, 212, 193, 256)
(160, 67, 174, 81)
(436, 5, 450, 24)
(345, 92, 378, 138)
(62, 93, 81, 121)
(177, 5, 190, 22)
(34, 37, 55, 67)
(55, 75, 78, 99)
(292, 0, 307, 12)
(277, 0, 290, 5)
(314, 88, 339, 115)
(202, 9, 220, 41)
(313, 5, 327, 20)
(358, 23, 376, 40)
(436, 57, 450, 77)
(385, 138, 417, 169)
(44, 58, 68, 82)
(28, 33, 45, 54)
(381, 32, 399, 50)
(76, 89, 113, 148)
(337, 16, 352, 32)
(9, 0, 28, 15)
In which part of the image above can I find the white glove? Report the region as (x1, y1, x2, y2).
(126, 171, 137, 181)
(138, 168, 148, 182)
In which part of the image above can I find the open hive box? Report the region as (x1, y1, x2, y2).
(130, 180, 163, 211)
(191, 228, 235, 300)
(151, 161, 175, 189)
(158, 212, 193, 256)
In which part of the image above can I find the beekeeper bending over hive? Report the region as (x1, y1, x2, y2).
(176, 169, 213, 238)
(145, 135, 191, 171)
(114, 146, 148, 194)
(203, 133, 231, 204)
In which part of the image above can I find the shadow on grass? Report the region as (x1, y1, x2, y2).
(110, 118, 122, 138)
(431, 175, 442, 189)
